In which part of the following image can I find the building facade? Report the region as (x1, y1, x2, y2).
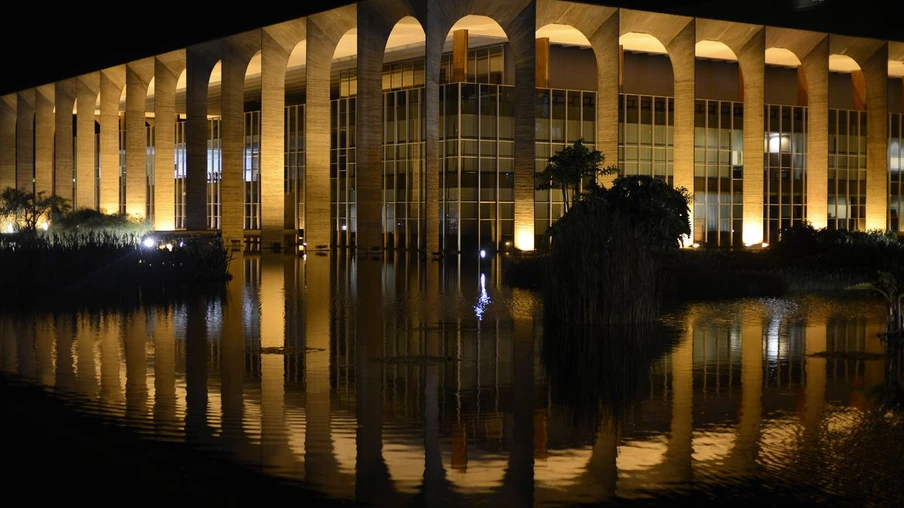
(1, 0, 903, 252)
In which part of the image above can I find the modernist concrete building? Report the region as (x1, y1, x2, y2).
(1, 0, 903, 252)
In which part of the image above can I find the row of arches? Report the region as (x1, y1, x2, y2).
(2, 2, 904, 251)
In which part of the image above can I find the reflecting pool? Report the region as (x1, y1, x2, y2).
(2, 252, 903, 506)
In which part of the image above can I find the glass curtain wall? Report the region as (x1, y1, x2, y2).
(763, 104, 807, 244)
(440, 82, 515, 253)
(827, 109, 867, 231)
(244, 111, 261, 230)
(889, 113, 904, 231)
(694, 99, 744, 248)
(617, 94, 674, 184)
(535, 88, 598, 243)
(285, 104, 305, 234)
(207, 117, 222, 230)
(384, 87, 425, 249)
(146, 123, 155, 222)
(174, 119, 186, 229)
(331, 96, 357, 247)
(119, 117, 126, 214)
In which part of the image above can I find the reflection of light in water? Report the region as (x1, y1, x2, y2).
(767, 317, 780, 360)
(474, 272, 491, 321)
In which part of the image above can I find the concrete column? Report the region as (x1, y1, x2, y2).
(668, 21, 696, 242)
(864, 43, 889, 231)
(76, 74, 99, 210)
(424, 10, 443, 255)
(536, 37, 549, 88)
(740, 28, 765, 246)
(34, 85, 54, 197)
(0, 95, 15, 191)
(803, 38, 829, 229)
(54, 79, 76, 203)
(453, 29, 469, 82)
(357, 9, 390, 252)
(16, 89, 35, 191)
(262, 24, 304, 249)
(591, 13, 619, 188)
(99, 68, 125, 214)
(511, 5, 537, 252)
(126, 60, 153, 220)
(305, 19, 334, 250)
(185, 43, 220, 231)
(221, 36, 258, 245)
(154, 53, 183, 231)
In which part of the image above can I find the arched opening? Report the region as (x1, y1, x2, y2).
(827, 53, 866, 231)
(332, 28, 358, 247)
(383, 16, 425, 250)
(763, 47, 807, 244)
(889, 59, 904, 231)
(286, 40, 306, 235)
(145, 77, 155, 223)
(441, 15, 512, 253)
(692, 40, 744, 247)
(243, 51, 262, 233)
(534, 24, 598, 243)
(174, 68, 188, 229)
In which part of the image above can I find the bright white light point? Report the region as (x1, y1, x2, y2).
(480, 249, 486, 259)
(142, 237, 155, 248)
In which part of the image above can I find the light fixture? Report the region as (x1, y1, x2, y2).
(142, 237, 156, 248)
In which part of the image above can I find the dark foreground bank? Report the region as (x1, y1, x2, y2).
(0, 373, 348, 507)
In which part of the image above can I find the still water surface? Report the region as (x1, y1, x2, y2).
(2, 252, 904, 506)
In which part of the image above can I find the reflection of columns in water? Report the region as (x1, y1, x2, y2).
(125, 311, 149, 420)
(16, 315, 36, 381)
(0, 315, 17, 375)
(99, 312, 124, 407)
(76, 315, 99, 399)
(305, 253, 340, 492)
(54, 314, 77, 394)
(259, 253, 293, 474)
(34, 315, 55, 387)
(665, 327, 693, 482)
(153, 305, 178, 437)
(583, 420, 618, 499)
(502, 316, 535, 508)
(864, 320, 887, 390)
(735, 307, 764, 472)
(803, 321, 827, 436)
(424, 259, 446, 504)
(185, 295, 210, 441)
(220, 251, 247, 448)
(356, 256, 392, 505)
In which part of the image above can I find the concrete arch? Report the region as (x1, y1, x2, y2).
(620, 8, 695, 243)
(421, 0, 536, 252)
(184, 40, 222, 231)
(218, 31, 262, 244)
(0, 94, 15, 193)
(306, 3, 357, 252)
(16, 89, 35, 192)
(125, 58, 154, 220)
(34, 84, 55, 197)
(154, 50, 186, 231)
(75, 73, 99, 211)
(536, 1, 618, 191)
(830, 35, 888, 230)
(54, 78, 77, 204)
(98, 65, 125, 215)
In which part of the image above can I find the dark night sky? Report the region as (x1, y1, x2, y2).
(1, 0, 902, 96)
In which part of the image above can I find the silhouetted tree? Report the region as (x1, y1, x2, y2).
(535, 139, 618, 213)
(0, 187, 70, 234)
